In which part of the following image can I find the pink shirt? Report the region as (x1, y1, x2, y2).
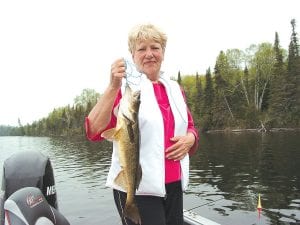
(85, 83, 199, 184)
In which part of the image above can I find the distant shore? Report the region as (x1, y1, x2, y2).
(205, 127, 300, 133)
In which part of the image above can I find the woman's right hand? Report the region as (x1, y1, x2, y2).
(109, 58, 126, 90)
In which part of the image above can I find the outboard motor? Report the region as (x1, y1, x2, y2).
(4, 187, 69, 225)
(0, 151, 59, 225)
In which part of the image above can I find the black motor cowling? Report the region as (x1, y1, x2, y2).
(0, 151, 64, 225)
(4, 187, 69, 225)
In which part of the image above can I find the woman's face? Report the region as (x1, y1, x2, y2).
(132, 39, 164, 81)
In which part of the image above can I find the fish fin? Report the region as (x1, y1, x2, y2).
(123, 114, 135, 143)
(101, 128, 120, 141)
(135, 164, 142, 190)
(124, 201, 141, 225)
(127, 123, 135, 143)
(114, 170, 127, 190)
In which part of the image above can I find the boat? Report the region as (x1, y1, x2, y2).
(184, 209, 220, 225)
(0, 151, 69, 225)
(1, 151, 220, 225)
(3, 187, 69, 225)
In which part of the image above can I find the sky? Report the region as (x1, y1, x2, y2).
(0, 0, 299, 126)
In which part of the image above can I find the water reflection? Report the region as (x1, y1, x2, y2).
(185, 132, 300, 225)
(1, 132, 300, 225)
(44, 137, 120, 224)
(46, 137, 112, 185)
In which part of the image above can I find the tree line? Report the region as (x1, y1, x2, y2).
(0, 19, 299, 136)
(181, 19, 299, 131)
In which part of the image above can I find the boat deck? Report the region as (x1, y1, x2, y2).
(184, 209, 221, 225)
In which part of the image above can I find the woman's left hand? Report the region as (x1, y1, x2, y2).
(165, 132, 195, 161)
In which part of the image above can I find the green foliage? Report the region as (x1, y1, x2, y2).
(286, 19, 300, 125)
(0, 89, 100, 137)
(1, 19, 299, 136)
(179, 19, 300, 131)
(268, 32, 289, 126)
(0, 125, 24, 136)
(74, 88, 100, 109)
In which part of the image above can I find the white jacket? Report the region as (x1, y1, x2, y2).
(105, 74, 189, 197)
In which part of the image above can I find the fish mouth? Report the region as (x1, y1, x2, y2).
(132, 90, 141, 100)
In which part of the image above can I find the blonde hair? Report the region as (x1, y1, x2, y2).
(128, 23, 168, 54)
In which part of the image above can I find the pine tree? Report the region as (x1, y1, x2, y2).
(287, 19, 300, 124)
(202, 68, 214, 130)
(268, 32, 288, 126)
(212, 51, 233, 128)
(193, 72, 203, 127)
(177, 71, 182, 85)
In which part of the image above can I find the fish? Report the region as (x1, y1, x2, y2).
(101, 84, 142, 224)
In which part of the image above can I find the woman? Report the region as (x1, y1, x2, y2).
(85, 23, 199, 225)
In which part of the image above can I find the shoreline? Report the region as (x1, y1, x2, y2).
(205, 127, 300, 133)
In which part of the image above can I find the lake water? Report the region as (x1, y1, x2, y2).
(0, 132, 299, 225)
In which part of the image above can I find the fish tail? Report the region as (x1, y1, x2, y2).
(124, 201, 141, 225)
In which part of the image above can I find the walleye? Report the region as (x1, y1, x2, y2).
(102, 84, 142, 224)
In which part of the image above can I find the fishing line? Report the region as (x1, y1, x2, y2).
(124, 59, 142, 87)
(185, 197, 224, 211)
